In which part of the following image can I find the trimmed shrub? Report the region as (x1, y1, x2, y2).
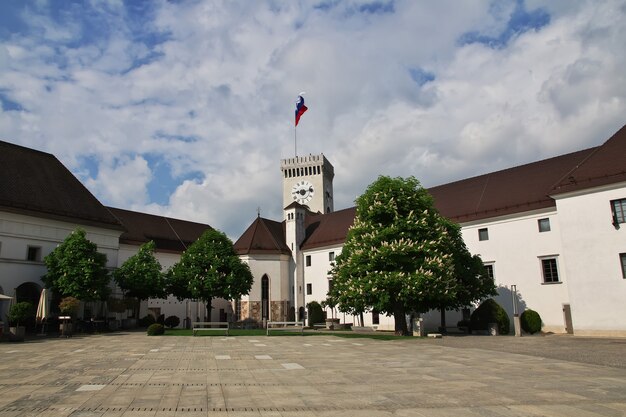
(164, 315, 180, 329)
(520, 309, 542, 334)
(306, 301, 325, 327)
(139, 314, 156, 327)
(8, 302, 34, 327)
(147, 323, 164, 336)
(470, 298, 510, 335)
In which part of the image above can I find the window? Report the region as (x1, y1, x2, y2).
(611, 199, 626, 225)
(328, 279, 334, 292)
(305, 255, 311, 266)
(620, 254, 626, 279)
(484, 264, 494, 280)
(538, 218, 551, 232)
(478, 228, 489, 241)
(27, 246, 41, 262)
(541, 258, 560, 283)
(372, 310, 380, 325)
(328, 251, 335, 262)
(306, 283, 312, 295)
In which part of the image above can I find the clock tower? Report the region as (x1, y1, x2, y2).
(281, 154, 334, 214)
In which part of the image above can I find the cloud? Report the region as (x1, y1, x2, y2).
(0, 0, 624, 240)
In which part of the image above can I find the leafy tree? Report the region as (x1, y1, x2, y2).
(113, 241, 166, 318)
(167, 229, 253, 317)
(43, 228, 110, 301)
(330, 176, 459, 335)
(8, 302, 34, 327)
(437, 218, 496, 327)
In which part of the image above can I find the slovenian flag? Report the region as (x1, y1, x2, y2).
(295, 94, 308, 126)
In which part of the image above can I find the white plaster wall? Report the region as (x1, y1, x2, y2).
(302, 245, 339, 308)
(0, 211, 121, 268)
(554, 184, 626, 335)
(461, 208, 569, 333)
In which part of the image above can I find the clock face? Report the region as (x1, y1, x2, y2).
(291, 180, 315, 204)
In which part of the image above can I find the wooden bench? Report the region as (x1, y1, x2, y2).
(192, 322, 229, 336)
(266, 321, 304, 336)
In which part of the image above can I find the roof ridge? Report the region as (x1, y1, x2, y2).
(0, 140, 56, 158)
(549, 145, 603, 193)
(429, 146, 599, 190)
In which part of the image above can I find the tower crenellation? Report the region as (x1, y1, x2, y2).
(281, 153, 334, 214)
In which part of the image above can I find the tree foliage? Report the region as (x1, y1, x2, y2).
(43, 228, 110, 301)
(330, 176, 460, 335)
(167, 229, 253, 308)
(113, 241, 166, 317)
(441, 219, 496, 310)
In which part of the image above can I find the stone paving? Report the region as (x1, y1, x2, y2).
(0, 332, 625, 416)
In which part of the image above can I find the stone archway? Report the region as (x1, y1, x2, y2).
(16, 282, 41, 307)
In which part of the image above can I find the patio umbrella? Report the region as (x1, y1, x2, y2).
(36, 288, 51, 335)
(36, 289, 51, 323)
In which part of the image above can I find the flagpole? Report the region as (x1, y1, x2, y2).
(294, 124, 297, 157)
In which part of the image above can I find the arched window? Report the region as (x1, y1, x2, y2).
(261, 275, 269, 320)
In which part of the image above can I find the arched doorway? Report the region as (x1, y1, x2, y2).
(15, 282, 41, 331)
(16, 282, 41, 307)
(261, 275, 269, 322)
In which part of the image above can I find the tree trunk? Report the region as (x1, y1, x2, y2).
(440, 306, 447, 331)
(393, 303, 409, 336)
(206, 298, 212, 321)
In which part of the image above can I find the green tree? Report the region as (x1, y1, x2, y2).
(113, 241, 166, 318)
(438, 219, 496, 327)
(43, 228, 110, 301)
(330, 176, 459, 335)
(167, 229, 253, 317)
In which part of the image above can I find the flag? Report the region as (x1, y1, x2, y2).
(295, 95, 308, 126)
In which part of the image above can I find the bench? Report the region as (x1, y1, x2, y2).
(192, 322, 229, 336)
(266, 321, 304, 336)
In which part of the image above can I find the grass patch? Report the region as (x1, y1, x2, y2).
(163, 328, 414, 340)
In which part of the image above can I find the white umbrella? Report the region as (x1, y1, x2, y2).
(36, 289, 51, 335)
(0, 294, 12, 300)
(36, 289, 51, 322)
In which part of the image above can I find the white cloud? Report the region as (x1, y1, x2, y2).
(0, 0, 624, 239)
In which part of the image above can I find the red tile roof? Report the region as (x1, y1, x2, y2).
(551, 124, 626, 195)
(234, 216, 291, 255)
(0, 141, 124, 230)
(429, 148, 596, 223)
(108, 207, 212, 253)
(301, 207, 356, 250)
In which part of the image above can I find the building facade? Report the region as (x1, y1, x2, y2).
(236, 125, 626, 336)
(2, 125, 626, 336)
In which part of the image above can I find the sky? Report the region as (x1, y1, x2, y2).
(1, 0, 625, 240)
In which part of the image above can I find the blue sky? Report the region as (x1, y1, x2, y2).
(1, 0, 625, 239)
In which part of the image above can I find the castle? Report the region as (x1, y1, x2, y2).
(2, 124, 626, 335)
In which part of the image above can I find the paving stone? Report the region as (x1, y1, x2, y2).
(0, 333, 624, 415)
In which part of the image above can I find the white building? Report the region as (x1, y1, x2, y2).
(0, 141, 216, 329)
(235, 125, 626, 336)
(2, 124, 626, 336)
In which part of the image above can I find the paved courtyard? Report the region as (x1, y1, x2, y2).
(0, 332, 625, 416)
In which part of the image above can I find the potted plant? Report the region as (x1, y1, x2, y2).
(321, 298, 340, 330)
(8, 302, 33, 342)
(59, 296, 80, 336)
